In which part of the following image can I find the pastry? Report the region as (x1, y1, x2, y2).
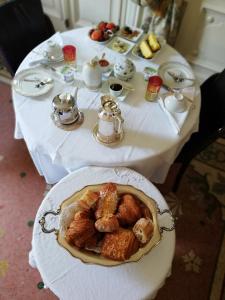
(101, 228, 140, 261)
(117, 194, 142, 226)
(95, 183, 118, 219)
(148, 33, 160, 52)
(65, 210, 96, 248)
(133, 218, 154, 244)
(140, 40, 153, 59)
(140, 204, 153, 220)
(95, 214, 119, 232)
(78, 190, 99, 210)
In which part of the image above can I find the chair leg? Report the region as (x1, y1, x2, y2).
(172, 160, 190, 193)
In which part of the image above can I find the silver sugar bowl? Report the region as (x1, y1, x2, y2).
(52, 88, 80, 125)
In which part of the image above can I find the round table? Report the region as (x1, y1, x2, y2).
(29, 166, 175, 300)
(13, 27, 200, 184)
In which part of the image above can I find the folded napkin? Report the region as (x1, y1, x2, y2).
(158, 86, 195, 135)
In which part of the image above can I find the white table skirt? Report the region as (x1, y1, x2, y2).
(30, 166, 175, 300)
(13, 28, 200, 184)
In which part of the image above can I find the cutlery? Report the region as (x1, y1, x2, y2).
(29, 58, 49, 66)
(167, 71, 195, 83)
(35, 78, 53, 88)
(23, 77, 41, 82)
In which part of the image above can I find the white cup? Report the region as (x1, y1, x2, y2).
(109, 83, 123, 97)
(44, 41, 62, 59)
(164, 93, 187, 113)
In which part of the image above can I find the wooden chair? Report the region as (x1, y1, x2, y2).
(172, 69, 225, 192)
(0, 0, 55, 75)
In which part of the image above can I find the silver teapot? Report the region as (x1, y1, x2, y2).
(52, 88, 80, 125)
(97, 97, 124, 144)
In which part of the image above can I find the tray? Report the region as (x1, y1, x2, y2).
(39, 183, 175, 266)
(117, 26, 143, 43)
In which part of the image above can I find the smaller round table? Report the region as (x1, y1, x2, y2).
(29, 166, 175, 300)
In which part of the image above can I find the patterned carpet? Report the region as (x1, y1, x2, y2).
(0, 82, 224, 300)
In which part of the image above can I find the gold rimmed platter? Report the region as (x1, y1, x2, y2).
(39, 183, 175, 266)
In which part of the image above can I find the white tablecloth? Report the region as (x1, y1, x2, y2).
(13, 27, 200, 184)
(29, 166, 175, 300)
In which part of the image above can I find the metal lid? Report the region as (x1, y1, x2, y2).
(52, 93, 75, 111)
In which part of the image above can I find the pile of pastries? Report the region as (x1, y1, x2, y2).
(66, 183, 154, 261)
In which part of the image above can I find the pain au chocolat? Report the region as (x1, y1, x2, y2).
(101, 228, 140, 261)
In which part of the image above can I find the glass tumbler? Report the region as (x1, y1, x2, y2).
(145, 75, 163, 102)
(63, 45, 76, 66)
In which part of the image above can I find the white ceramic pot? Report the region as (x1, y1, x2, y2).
(82, 58, 102, 90)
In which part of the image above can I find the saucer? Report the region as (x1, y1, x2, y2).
(93, 124, 124, 146)
(51, 111, 84, 131)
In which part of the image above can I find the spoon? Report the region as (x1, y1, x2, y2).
(35, 78, 53, 88)
(167, 71, 195, 83)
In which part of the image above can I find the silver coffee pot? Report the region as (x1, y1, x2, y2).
(52, 88, 80, 125)
(97, 97, 124, 144)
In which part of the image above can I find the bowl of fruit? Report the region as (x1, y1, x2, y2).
(89, 21, 119, 44)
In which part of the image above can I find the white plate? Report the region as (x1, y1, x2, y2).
(158, 61, 195, 89)
(106, 37, 134, 56)
(13, 69, 54, 97)
(132, 35, 166, 62)
(117, 26, 143, 42)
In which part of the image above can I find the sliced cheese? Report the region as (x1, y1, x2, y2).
(140, 40, 153, 59)
(148, 33, 160, 52)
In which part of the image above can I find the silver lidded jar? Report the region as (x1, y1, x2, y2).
(52, 88, 80, 125)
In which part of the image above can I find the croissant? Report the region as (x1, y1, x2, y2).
(133, 218, 154, 244)
(65, 210, 96, 248)
(101, 228, 140, 261)
(116, 194, 142, 226)
(95, 214, 119, 233)
(95, 183, 118, 219)
(78, 190, 99, 210)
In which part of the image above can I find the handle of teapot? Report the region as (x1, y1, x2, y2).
(114, 115, 124, 134)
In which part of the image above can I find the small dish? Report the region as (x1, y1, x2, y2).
(132, 35, 166, 62)
(164, 93, 187, 113)
(102, 65, 113, 78)
(107, 37, 135, 56)
(118, 26, 143, 42)
(99, 58, 111, 73)
(93, 124, 124, 147)
(13, 69, 54, 97)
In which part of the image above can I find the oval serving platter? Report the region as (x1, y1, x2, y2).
(39, 183, 175, 266)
